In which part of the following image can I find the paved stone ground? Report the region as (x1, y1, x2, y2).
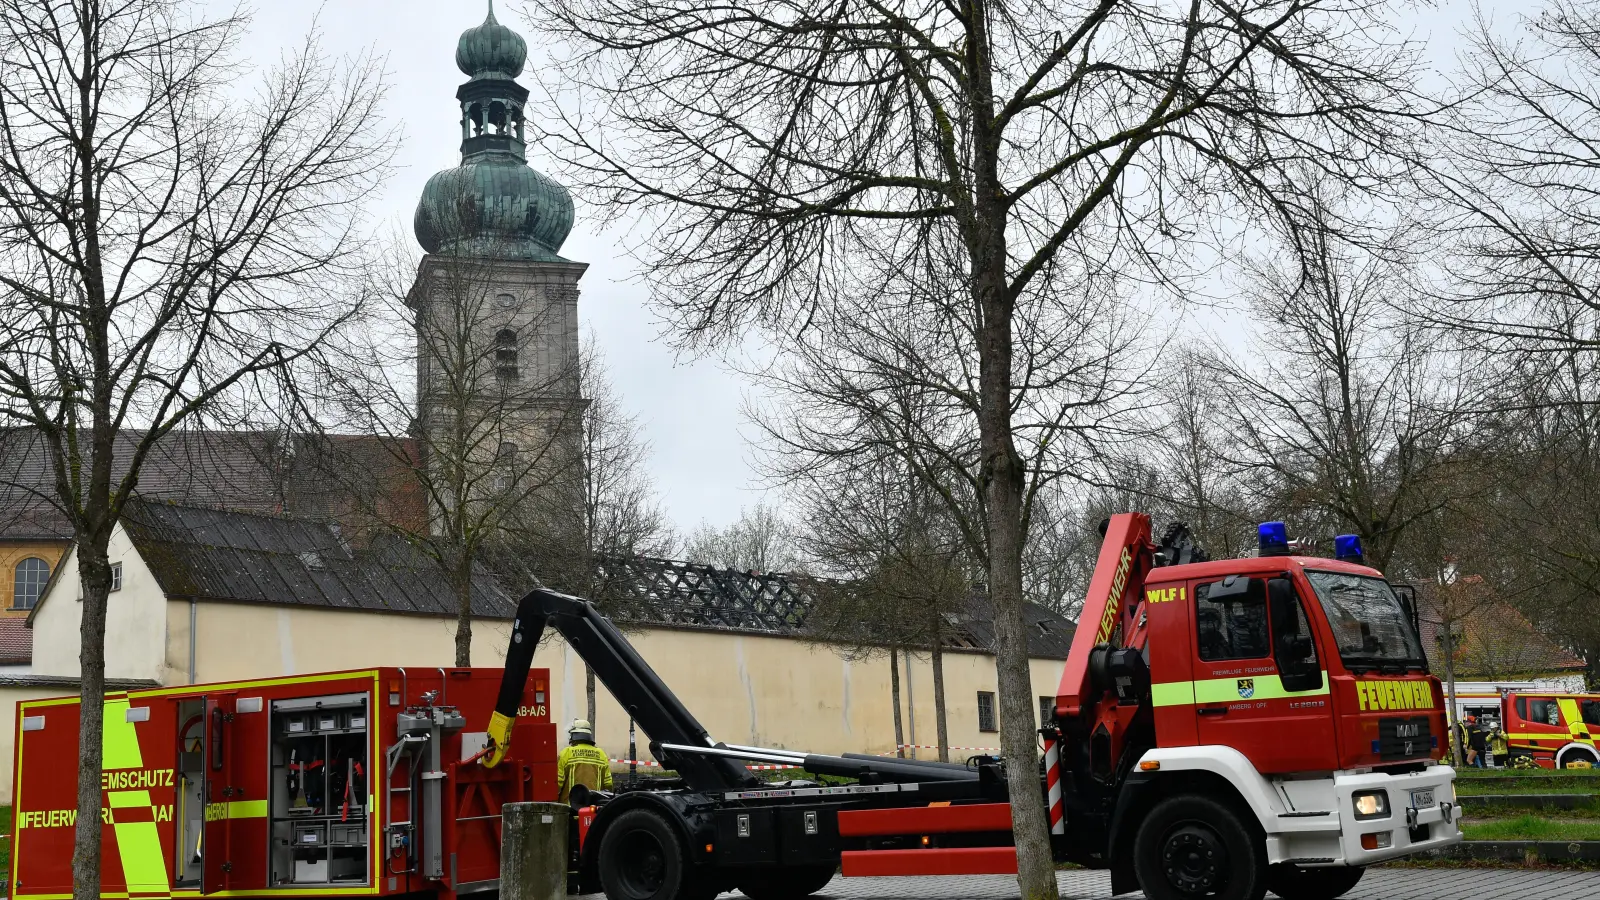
(581, 867, 1600, 899)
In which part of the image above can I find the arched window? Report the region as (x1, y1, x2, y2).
(495, 329, 519, 382)
(13, 557, 49, 610)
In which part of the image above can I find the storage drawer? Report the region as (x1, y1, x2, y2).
(330, 822, 365, 845)
(293, 823, 326, 847)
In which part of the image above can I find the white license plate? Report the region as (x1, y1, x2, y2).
(1411, 789, 1436, 809)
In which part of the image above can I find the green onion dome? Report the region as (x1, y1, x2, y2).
(454, 2, 526, 79)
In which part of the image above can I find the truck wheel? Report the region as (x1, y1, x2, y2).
(1560, 747, 1598, 769)
(1133, 795, 1266, 900)
(1265, 864, 1363, 900)
(737, 865, 836, 899)
(598, 809, 690, 900)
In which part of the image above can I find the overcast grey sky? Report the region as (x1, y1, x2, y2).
(238, 0, 1495, 534)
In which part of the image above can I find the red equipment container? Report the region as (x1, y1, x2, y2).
(9, 667, 557, 900)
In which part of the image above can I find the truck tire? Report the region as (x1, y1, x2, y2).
(737, 865, 836, 899)
(1560, 747, 1598, 769)
(1133, 795, 1267, 900)
(597, 808, 691, 900)
(1265, 863, 1363, 900)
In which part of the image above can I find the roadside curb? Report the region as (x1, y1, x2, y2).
(1428, 841, 1600, 863)
(1462, 793, 1600, 811)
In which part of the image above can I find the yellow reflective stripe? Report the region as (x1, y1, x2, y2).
(102, 698, 144, 770)
(114, 818, 169, 893)
(229, 799, 268, 818)
(1556, 698, 1594, 742)
(1152, 681, 1195, 707)
(1153, 674, 1329, 707)
(109, 789, 152, 809)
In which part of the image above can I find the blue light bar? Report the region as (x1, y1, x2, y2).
(1258, 521, 1290, 557)
(1335, 534, 1364, 564)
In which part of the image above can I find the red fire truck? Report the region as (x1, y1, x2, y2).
(1500, 690, 1600, 768)
(473, 513, 1461, 900)
(9, 667, 556, 900)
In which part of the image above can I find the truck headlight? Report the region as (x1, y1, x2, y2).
(1353, 791, 1390, 820)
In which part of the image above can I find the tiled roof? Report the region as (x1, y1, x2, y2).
(0, 428, 425, 541)
(119, 499, 514, 619)
(0, 617, 31, 665)
(1419, 582, 1586, 677)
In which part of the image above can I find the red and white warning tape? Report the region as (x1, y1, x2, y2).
(893, 743, 1002, 753)
(611, 758, 800, 771)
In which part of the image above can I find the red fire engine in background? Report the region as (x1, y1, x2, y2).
(9, 667, 555, 900)
(1499, 690, 1599, 768)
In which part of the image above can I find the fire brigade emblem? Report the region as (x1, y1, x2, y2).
(1238, 678, 1255, 699)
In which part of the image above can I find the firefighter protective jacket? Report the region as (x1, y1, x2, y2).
(556, 741, 613, 802)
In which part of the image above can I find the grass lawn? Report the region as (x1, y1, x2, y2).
(1462, 814, 1600, 842)
(1456, 780, 1600, 796)
(1, 806, 9, 877)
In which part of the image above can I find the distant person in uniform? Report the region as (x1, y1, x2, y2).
(1489, 723, 1510, 768)
(1468, 716, 1489, 768)
(557, 718, 613, 804)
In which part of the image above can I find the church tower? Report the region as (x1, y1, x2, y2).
(410, 2, 585, 527)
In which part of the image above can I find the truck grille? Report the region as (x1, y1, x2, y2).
(1377, 716, 1431, 760)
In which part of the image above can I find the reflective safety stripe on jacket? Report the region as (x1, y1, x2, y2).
(557, 742, 613, 802)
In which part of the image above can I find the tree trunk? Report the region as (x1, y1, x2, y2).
(72, 534, 115, 900)
(1442, 619, 1462, 767)
(932, 638, 949, 763)
(966, 10, 1055, 886)
(890, 648, 905, 758)
(452, 550, 474, 666)
(586, 664, 597, 727)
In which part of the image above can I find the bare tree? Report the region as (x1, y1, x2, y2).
(1201, 213, 1482, 573)
(526, 0, 1419, 889)
(796, 451, 976, 762)
(528, 334, 674, 723)
(331, 234, 584, 666)
(680, 501, 799, 572)
(0, 2, 391, 894)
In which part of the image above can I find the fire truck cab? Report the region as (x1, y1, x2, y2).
(1500, 691, 1600, 768)
(1050, 515, 1461, 899)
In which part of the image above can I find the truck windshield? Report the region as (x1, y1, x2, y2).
(1304, 571, 1426, 671)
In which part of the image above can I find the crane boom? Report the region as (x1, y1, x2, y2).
(483, 588, 759, 792)
(1055, 512, 1154, 718)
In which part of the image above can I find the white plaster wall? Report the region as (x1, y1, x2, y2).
(29, 524, 173, 683)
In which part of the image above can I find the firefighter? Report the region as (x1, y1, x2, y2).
(556, 718, 613, 803)
(1468, 717, 1489, 768)
(1489, 722, 1510, 768)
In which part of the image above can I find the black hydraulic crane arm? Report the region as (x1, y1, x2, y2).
(482, 588, 759, 792)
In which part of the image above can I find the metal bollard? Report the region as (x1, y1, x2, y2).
(501, 802, 570, 900)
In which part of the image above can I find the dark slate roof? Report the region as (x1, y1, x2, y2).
(119, 499, 514, 619)
(590, 555, 1076, 659)
(0, 617, 31, 665)
(0, 428, 424, 541)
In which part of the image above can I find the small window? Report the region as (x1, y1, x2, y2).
(495, 292, 517, 309)
(495, 329, 519, 382)
(1529, 698, 1562, 727)
(1039, 696, 1055, 727)
(977, 691, 997, 733)
(110, 561, 122, 592)
(1196, 578, 1269, 661)
(1581, 700, 1600, 728)
(12, 557, 49, 610)
(1515, 696, 1528, 722)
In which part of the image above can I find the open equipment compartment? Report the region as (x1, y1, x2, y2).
(270, 693, 371, 886)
